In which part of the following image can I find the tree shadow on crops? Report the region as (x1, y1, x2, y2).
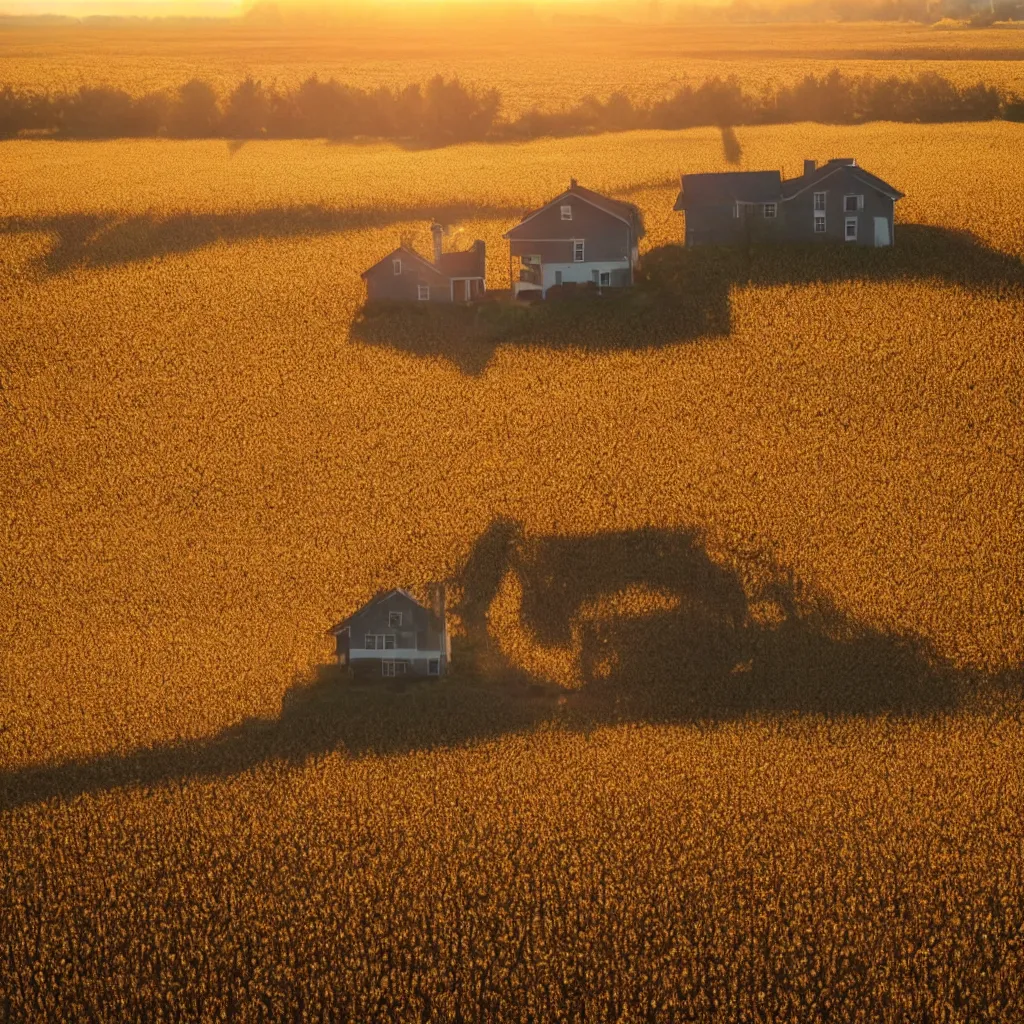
(0, 202, 526, 277)
(3, 517, 1017, 813)
(350, 224, 1024, 376)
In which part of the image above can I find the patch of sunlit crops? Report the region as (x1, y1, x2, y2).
(1, 119, 1023, 1020)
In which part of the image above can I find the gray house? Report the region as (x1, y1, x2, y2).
(675, 159, 903, 248)
(362, 225, 486, 303)
(328, 587, 450, 679)
(504, 180, 645, 299)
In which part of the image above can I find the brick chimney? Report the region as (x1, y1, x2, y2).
(803, 159, 816, 177)
(430, 223, 443, 265)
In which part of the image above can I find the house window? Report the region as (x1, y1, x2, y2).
(389, 611, 402, 627)
(844, 194, 864, 213)
(383, 634, 396, 650)
(599, 271, 611, 286)
(417, 285, 429, 301)
(814, 214, 826, 234)
(573, 240, 585, 262)
(763, 203, 777, 219)
(382, 660, 399, 677)
(428, 659, 440, 676)
(393, 259, 402, 275)
(365, 634, 397, 650)
(560, 204, 572, 221)
(813, 192, 827, 212)
(845, 217, 858, 241)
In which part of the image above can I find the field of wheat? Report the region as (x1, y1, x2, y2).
(2, 118, 1024, 1019)
(4, 19, 1024, 111)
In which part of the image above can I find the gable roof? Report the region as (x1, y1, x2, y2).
(327, 588, 429, 634)
(504, 182, 646, 239)
(360, 246, 447, 281)
(781, 159, 904, 202)
(438, 245, 485, 279)
(673, 171, 782, 211)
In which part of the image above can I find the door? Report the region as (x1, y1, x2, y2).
(873, 216, 890, 247)
(554, 271, 562, 286)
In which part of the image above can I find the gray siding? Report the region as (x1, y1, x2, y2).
(341, 592, 446, 679)
(685, 202, 784, 247)
(365, 258, 451, 303)
(509, 198, 633, 263)
(683, 167, 896, 248)
(783, 168, 895, 246)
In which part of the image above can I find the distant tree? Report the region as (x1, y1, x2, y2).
(0, 86, 52, 137)
(60, 87, 136, 138)
(168, 79, 221, 137)
(223, 77, 269, 137)
(420, 76, 500, 144)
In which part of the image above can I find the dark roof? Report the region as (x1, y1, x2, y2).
(505, 183, 646, 239)
(327, 588, 429, 634)
(438, 243, 485, 279)
(674, 171, 782, 211)
(360, 246, 446, 280)
(781, 159, 904, 201)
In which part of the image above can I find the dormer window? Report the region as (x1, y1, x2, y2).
(389, 611, 403, 627)
(560, 204, 572, 221)
(393, 259, 402, 275)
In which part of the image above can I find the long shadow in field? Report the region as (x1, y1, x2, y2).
(0, 202, 526, 276)
(2, 518, 1011, 813)
(351, 225, 1024, 375)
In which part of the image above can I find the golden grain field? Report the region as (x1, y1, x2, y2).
(2, 119, 1024, 1020)
(4, 19, 1024, 112)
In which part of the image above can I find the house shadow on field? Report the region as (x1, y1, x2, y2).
(3, 518, 1015, 813)
(350, 224, 1024, 376)
(0, 202, 525, 277)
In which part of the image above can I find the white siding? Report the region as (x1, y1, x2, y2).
(542, 259, 630, 293)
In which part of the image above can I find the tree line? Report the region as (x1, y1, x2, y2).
(2, 70, 1022, 144)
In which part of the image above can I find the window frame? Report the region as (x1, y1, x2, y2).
(573, 240, 585, 263)
(845, 217, 858, 242)
(813, 192, 827, 213)
(560, 204, 572, 221)
(763, 202, 777, 219)
(392, 259, 402, 276)
(428, 659, 440, 676)
(599, 271, 611, 286)
(389, 611, 403, 627)
(382, 660, 396, 677)
(813, 213, 827, 234)
(417, 285, 429, 301)
(844, 194, 864, 213)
